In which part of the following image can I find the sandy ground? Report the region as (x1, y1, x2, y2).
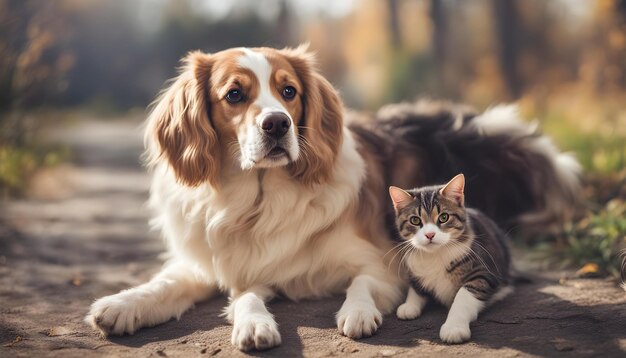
(1, 118, 625, 358)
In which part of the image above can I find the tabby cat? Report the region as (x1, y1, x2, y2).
(389, 174, 512, 344)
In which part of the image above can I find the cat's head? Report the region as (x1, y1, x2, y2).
(389, 174, 467, 252)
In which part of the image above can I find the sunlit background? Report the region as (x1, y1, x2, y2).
(1, 0, 625, 276)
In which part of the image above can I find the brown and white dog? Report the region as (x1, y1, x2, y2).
(86, 45, 580, 351)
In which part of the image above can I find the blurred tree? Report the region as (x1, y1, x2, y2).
(0, 0, 74, 145)
(275, 0, 293, 46)
(492, 0, 522, 99)
(430, 0, 448, 95)
(0, 0, 73, 113)
(387, 0, 401, 48)
(61, 1, 157, 109)
(593, 0, 626, 92)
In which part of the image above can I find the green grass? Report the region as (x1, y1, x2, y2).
(540, 114, 626, 174)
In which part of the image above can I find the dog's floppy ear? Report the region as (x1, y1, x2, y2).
(145, 51, 219, 187)
(281, 44, 343, 186)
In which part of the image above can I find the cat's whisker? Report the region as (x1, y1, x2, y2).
(397, 243, 415, 270)
(383, 241, 410, 261)
(387, 241, 413, 271)
(391, 244, 409, 276)
(398, 245, 415, 278)
(448, 240, 486, 272)
(449, 240, 498, 278)
(471, 240, 502, 277)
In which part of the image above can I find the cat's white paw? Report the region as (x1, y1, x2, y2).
(439, 321, 471, 344)
(336, 301, 382, 338)
(396, 302, 422, 320)
(85, 291, 145, 336)
(231, 314, 281, 351)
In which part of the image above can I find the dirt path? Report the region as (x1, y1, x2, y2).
(1, 118, 625, 358)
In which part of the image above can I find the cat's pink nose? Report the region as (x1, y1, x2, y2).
(425, 232, 435, 240)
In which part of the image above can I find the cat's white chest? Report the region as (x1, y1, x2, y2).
(406, 252, 462, 307)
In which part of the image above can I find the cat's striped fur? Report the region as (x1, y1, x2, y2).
(390, 174, 512, 343)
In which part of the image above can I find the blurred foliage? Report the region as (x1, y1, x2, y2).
(0, 147, 37, 192)
(0, 142, 69, 198)
(571, 172, 626, 278)
(537, 109, 626, 174)
(562, 195, 625, 277)
(529, 171, 626, 278)
(549, 127, 625, 174)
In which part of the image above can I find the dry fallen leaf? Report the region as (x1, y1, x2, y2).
(3, 336, 22, 347)
(575, 263, 602, 278)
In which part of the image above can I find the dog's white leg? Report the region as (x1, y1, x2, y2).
(439, 287, 485, 344)
(336, 275, 387, 338)
(85, 261, 216, 336)
(226, 286, 280, 351)
(396, 287, 428, 320)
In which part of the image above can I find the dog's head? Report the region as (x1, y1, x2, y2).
(145, 45, 343, 188)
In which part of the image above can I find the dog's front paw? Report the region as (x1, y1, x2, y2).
(231, 314, 281, 351)
(85, 291, 144, 336)
(396, 302, 422, 320)
(439, 321, 471, 344)
(336, 301, 382, 339)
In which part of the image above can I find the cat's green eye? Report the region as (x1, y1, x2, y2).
(438, 213, 449, 223)
(409, 216, 422, 226)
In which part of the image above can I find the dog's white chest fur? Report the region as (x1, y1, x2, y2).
(150, 131, 368, 298)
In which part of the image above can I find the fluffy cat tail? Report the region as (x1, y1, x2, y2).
(375, 101, 582, 232)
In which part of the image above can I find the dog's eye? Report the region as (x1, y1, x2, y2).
(226, 89, 244, 103)
(282, 86, 296, 100)
(409, 216, 422, 226)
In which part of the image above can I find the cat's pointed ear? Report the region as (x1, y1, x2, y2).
(389, 186, 413, 210)
(440, 174, 465, 205)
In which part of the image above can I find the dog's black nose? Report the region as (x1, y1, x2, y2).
(261, 113, 291, 139)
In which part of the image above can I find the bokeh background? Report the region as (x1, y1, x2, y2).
(1, 0, 625, 277)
